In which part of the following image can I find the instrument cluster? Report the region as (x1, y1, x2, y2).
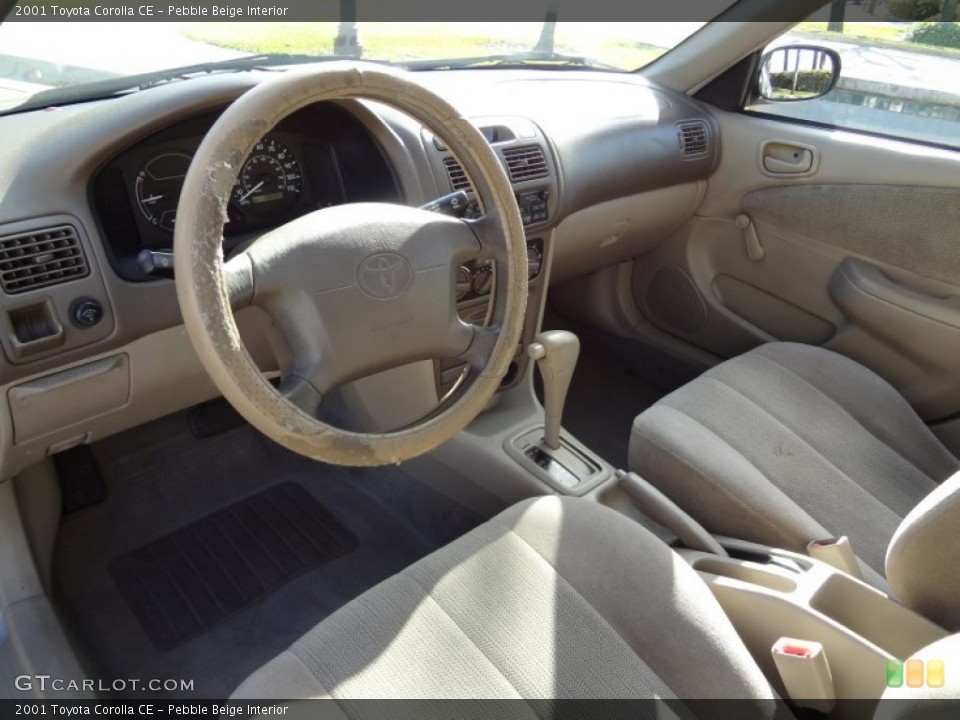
(132, 134, 308, 236)
(92, 102, 400, 281)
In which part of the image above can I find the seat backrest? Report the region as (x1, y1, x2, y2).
(886, 472, 960, 632)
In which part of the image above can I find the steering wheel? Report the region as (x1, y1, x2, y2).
(174, 64, 528, 467)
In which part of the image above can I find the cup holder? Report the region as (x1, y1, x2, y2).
(693, 557, 798, 593)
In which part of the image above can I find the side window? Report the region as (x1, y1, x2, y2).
(746, 18, 960, 149)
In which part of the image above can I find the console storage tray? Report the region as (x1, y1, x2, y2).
(680, 539, 947, 715)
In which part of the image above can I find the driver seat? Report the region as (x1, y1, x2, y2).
(232, 496, 782, 712)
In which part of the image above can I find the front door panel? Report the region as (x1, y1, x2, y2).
(633, 110, 960, 422)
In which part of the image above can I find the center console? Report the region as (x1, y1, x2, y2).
(679, 540, 948, 715)
(585, 470, 951, 717)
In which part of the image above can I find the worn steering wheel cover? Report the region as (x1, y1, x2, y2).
(174, 63, 527, 466)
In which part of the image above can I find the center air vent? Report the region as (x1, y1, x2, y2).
(677, 121, 710, 158)
(502, 145, 549, 183)
(443, 157, 473, 192)
(0, 225, 89, 295)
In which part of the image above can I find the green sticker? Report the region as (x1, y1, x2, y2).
(887, 659, 905, 688)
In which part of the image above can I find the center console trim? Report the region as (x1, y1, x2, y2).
(678, 539, 948, 710)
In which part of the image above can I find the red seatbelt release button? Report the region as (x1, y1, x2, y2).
(772, 637, 836, 713)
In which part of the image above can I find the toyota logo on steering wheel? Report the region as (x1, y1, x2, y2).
(357, 252, 415, 299)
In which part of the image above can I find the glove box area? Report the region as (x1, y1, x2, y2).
(7, 354, 130, 447)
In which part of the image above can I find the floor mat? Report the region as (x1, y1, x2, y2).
(54, 413, 483, 699)
(110, 482, 358, 651)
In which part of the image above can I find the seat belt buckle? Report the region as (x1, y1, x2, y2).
(807, 535, 862, 579)
(771, 637, 836, 713)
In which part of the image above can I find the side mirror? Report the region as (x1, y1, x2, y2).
(757, 44, 841, 102)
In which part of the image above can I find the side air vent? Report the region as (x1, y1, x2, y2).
(677, 121, 709, 158)
(443, 157, 473, 192)
(502, 145, 549, 183)
(0, 225, 89, 295)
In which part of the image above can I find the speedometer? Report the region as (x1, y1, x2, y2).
(232, 137, 302, 216)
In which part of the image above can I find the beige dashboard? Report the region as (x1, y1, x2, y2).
(0, 66, 719, 479)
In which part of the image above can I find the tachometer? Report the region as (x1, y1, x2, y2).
(232, 137, 302, 216)
(134, 152, 192, 232)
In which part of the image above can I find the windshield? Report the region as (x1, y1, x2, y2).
(0, 17, 730, 113)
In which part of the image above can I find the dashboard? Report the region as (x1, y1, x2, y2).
(0, 65, 719, 478)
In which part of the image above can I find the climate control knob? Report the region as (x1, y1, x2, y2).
(527, 243, 543, 280)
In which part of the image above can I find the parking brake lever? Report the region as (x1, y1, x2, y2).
(616, 470, 728, 556)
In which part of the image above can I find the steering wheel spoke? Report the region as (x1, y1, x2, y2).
(455, 323, 503, 374)
(224, 253, 255, 310)
(463, 212, 508, 263)
(254, 283, 344, 386)
(278, 374, 325, 418)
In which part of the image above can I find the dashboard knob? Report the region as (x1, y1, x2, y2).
(71, 299, 103, 328)
(527, 244, 543, 280)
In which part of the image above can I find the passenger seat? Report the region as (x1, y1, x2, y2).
(629, 342, 960, 630)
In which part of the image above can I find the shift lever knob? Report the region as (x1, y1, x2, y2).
(528, 330, 580, 451)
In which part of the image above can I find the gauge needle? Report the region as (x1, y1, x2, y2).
(237, 181, 265, 203)
(141, 194, 163, 203)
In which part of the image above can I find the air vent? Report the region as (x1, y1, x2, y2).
(502, 145, 549, 183)
(443, 157, 473, 192)
(0, 225, 89, 295)
(677, 121, 710, 158)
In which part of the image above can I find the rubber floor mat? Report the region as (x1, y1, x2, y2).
(109, 482, 358, 650)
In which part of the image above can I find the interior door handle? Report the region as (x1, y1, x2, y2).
(761, 140, 817, 176)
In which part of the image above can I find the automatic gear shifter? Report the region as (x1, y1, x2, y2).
(508, 329, 601, 492)
(528, 330, 580, 451)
